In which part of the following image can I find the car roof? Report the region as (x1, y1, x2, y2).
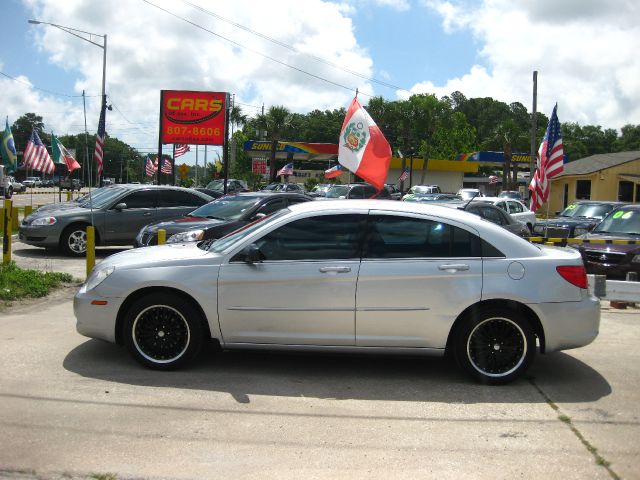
(571, 200, 626, 205)
(227, 192, 309, 199)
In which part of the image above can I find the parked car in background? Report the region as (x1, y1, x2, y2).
(457, 188, 483, 200)
(437, 201, 530, 238)
(135, 192, 311, 247)
(307, 183, 332, 198)
(41, 179, 55, 187)
(384, 184, 402, 200)
(323, 183, 391, 199)
(532, 200, 625, 238)
(261, 182, 305, 193)
(407, 185, 441, 196)
(572, 204, 640, 279)
(1, 166, 25, 198)
(402, 193, 461, 203)
(75, 199, 599, 384)
(22, 177, 42, 188)
(20, 185, 213, 255)
(471, 197, 537, 232)
(205, 179, 249, 194)
(498, 190, 524, 201)
(59, 178, 83, 191)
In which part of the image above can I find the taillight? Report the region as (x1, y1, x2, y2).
(556, 265, 588, 289)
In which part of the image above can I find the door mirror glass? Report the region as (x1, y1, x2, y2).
(114, 202, 127, 211)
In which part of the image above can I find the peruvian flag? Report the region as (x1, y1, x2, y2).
(338, 96, 391, 190)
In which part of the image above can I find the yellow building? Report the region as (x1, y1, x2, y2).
(548, 151, 640, 213)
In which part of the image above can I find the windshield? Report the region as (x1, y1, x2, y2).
(204, 208, 290, 253)
(205, 180, 226, 192)
(81, 187, 129, 209)
(559, 203, 613, 219)
(326, 185, 349, 198)
(189, 195, 261, 220)
(592, 209, 640, 235)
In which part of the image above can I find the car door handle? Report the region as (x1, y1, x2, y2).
(438, 264, 470, 272)
(319, 266, 351, 273)
(143, 212, 152, 216)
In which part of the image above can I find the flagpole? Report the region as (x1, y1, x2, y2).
(172, 144, 176, 186)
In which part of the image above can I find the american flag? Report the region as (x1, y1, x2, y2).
(529, 104, 565, 212)
(161, 158, 172, 174)
(145, 157, 158, 177)
(398, 168, 409, 182)
(174, 144, 190, 158)
(94, 107, 106, 177)
(23, 129, 55, 174)
(277, 162, 294, 176)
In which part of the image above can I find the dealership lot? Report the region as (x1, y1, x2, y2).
(1, 240, 639, 479)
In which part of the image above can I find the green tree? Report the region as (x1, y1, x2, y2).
(255, 105, 292, 182)
(615, 124, 640, 152)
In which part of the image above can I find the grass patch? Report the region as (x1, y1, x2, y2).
(0, 261, 75, 302)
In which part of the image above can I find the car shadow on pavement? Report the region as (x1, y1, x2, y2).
(63, 340, 611, 404)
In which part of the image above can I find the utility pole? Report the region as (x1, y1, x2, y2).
(530, 71, 538, 187)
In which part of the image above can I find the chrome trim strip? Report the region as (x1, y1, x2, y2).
(227, 306, 353, 311)
(356, 307, 430, 311)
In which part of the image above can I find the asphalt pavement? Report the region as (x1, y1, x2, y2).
(0, 245, 638, 479)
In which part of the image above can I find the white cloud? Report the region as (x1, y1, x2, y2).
(417, 0, 640, 129)
(9, 0, 374, 154)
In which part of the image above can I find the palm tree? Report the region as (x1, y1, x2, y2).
(494, 119, 527, 190)
(229, 105, 247, 133)
(255, 106, 292, 182)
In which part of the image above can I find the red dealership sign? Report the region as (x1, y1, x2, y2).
(160, 90, 227, 145)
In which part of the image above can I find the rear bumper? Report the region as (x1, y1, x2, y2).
(532, 295, 600, 352)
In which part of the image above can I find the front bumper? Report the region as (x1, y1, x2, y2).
(19, 224, 64, 248)
(74, 287, 125, 344)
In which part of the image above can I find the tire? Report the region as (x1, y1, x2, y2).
(60, 224, 89, 256)
(123, 292, 204, 370)
(453, 307, 535, 385)
(4, 187, 12, 199)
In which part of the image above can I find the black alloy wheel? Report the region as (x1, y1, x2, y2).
(123, 292, 204, 370)
(454, 308, 535, 385)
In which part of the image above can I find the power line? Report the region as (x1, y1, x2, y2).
(141, 0, 375, 97)
(181, 0, 410, 94)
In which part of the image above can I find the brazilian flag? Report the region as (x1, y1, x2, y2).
(1, 118, 17, 173)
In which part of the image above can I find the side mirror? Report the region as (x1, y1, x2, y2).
(253, 212, 267, 220)
(241, 243, 263, 264)
(114, 202, 127, 211)
(555, 210, 561, 215)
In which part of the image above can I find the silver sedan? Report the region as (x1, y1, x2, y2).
(74, 200, 600, 384)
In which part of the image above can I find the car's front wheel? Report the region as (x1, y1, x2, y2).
(60, 224, 88, 256)
(454, 307, 535, 385)
(123, 292, 204, 370)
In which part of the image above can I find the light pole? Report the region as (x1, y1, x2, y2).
(28, 19, 107, 187)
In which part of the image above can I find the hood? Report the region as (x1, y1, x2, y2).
(536, 217, 599, 227)
(144, 216, 228, 234)
(98, 242, 216, 270)
(576, 232, 640, 253)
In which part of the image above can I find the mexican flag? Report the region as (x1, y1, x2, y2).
(337, 96, 391, 190)
(52, 134, 81, 172)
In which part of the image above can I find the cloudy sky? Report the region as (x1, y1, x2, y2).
(1, 0, 638, 165)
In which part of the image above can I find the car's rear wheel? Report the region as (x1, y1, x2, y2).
(454, 308, 535, 385)
(60, 224, 88, 256)
(123, 292, 204, 370)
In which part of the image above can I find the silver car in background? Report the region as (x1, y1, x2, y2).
(20, 184, 213, 255)
(75, 200, 599, 384)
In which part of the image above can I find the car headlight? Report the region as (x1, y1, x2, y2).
(573, 226, 589, 237)
(532, 224, 544, 234)
(84, 266, 115, 291)
(167, 229, 205, 243)
(30, 216, 57, 226)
